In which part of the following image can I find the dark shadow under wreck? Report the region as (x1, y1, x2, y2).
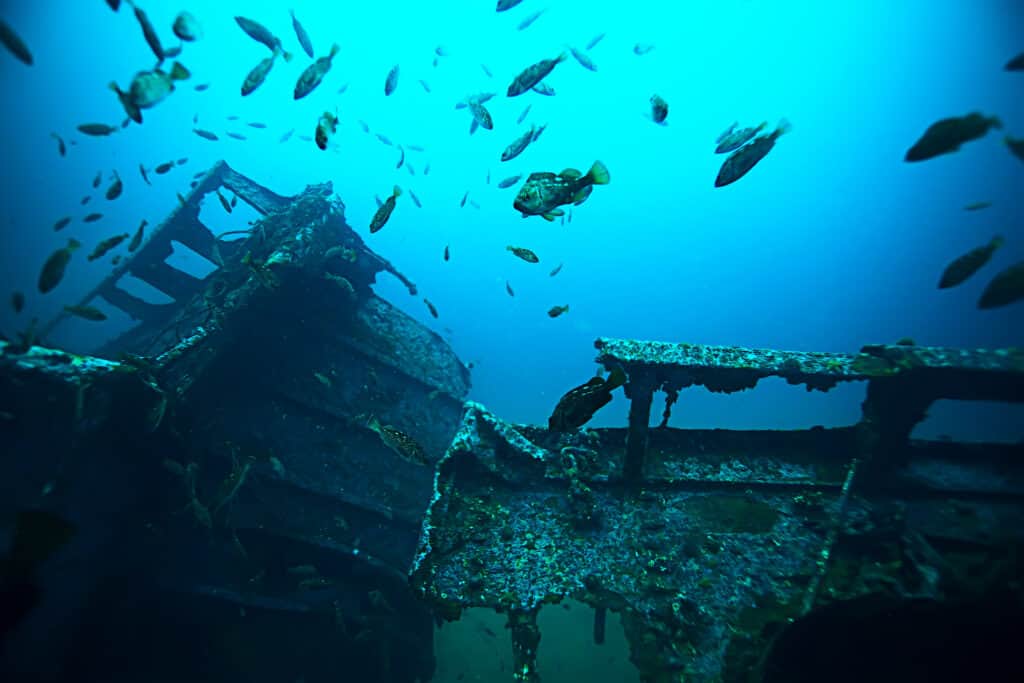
(2, 163, 1022, 683)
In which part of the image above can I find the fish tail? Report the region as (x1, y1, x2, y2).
(282, 49, 294, 63)
(67, 238, 81, 251)
(587, 160, 611, 185)
(757, 121, 768, 132)
(775, 118, 793, 136)
(169, 61, 190, 81)
(329, 43, 341, 58)
(392, 185, 402, 198)
(991, 235, 1005, 250)
(108, 81, 122, 95)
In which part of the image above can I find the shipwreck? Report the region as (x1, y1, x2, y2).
(1, 163, 1022, 683)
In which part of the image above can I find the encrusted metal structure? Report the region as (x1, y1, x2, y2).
(411, 339, 1024, 682)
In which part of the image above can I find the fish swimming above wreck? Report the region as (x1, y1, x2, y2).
(513, 161, 610, 219)
(714, 119, 791, 187)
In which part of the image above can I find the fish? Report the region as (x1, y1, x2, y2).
(460, 191, 469, 208)
(83, 213, 102, 222)
(316, 111, 338, 150)
(241, 51, 279, 96)
(375, 133, 394, 146)
(435, 45, 450, 57)
(568, 46, 597, 71)
(131, 4, 165, 63)
(506, 281, 515, 297)
(716, 122, 767, 155)
(216, 190, 232, 214)
(469, 200, 481, 209)
(517, 9, 547, 31)
(501, 124, 545, 162)
(498, 174, 522, 189)
(633, 43, 655, 55)
(424, 162, 431, 175)
(235, 16, 292, 60)
(193, 83, 210, 92)
(337, 82, 349, 94)
(81, 196, 91, 206)
(0, 19, 32, 65)
(531, 82, 556, 96)
(87, 233, 129, 261)
(586, 33, 606, 50)
(548, 366, 626, 431)
(110, 62, 191, 124)
(38, 239, 81, 293)
(294, 44, 340, 100)
(444, 244, 450, 261)
(77, 123, 118, 136)
(370, 186, 402, 233)
(469, 100, 493, 131)
(409, 189, 422, 208)
(716, 121, 737, 144)
(406, 162, 416, 175)
(1005, 136, 1024, 162)
(92, 171, 102, 189)
(128, 220, 147, 252)
(419, 79, 431, 93)
(50, 133, 66, 157)
(193, 128, 219, 141)
(508, 54, 565, 96)
(366, 416, 428, 466)
(517, 104, 532, 124)
(481, 63, 493, 78)
(105, 171, 123, 200)
(230, 195, 238, 208)
(358, 120, 370, 133)
(455, 93, 496, 109)
(53, 217, 71, 232)
(279, 128, 295, 143)
(905, 113, 1002, 162)
(649, 94, 669, 125)
(1005, 52, 1024, 71)
(11, 291, 24, 313)
(176, 158, 188, 166)
(939, 236, 1003, 289)
(106, 0, 121, 10)
(514, 161, 610, 220)
(397, 146, 405, 169)
(486, 169, 491, 184)
(506, 245, 539, 263)
(964, 201, 992, 211)
(173, 12, 202, 41)
(978, 261, 1024, 309)
(714, 120, 791, 187)
(549, 262, 563, 277)
(496, 0, 524, 10)
(226, 132, 247, 140)
(290, 9, 314, 59)
(64, 304, 107, 321)
(227, 115, 240, 121)
(547, 304, 569, 318)
(154, 161, 174, 174)
(424, 298, 439, 318)
(385, 64, 400, 95)
(137, 163, 151, 186)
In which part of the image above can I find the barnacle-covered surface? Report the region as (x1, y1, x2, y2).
(413, 340, 1024, 682)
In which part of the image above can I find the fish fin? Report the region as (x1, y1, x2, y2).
(329, 43, 340, 58)
(556, 52, 567, 63)
(542, 213, 556, 222)
(775, 118, 792, 136)
(560, 168, 582, 179)
(756, 121, 767, 132)
(991, 235, 1005, 250)
(392, 185, 402, 198)
(282, 50, 294, 63)
(605, 365, 627, 389)
(586, 160, 611, 185)
(170, 62, 190, 80)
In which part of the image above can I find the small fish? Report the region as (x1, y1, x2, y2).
(88, 233, 129, 261)
(230, 195, 238, 208)
(633, 43, 655, 55)
(498, 175, 522, 189)
(110, 62, 190, 124)
(176, 158, 187, 166)
(939, 236, 1003, 289)
(548, 366, 626, 431)
(435, 45, 450, 57)
(227, 115, 240, 121)
(290, 9, 315, 59)
(649, 94, 669, 125)
(964, 201, 992, 211)
(568, 46, 597, 72)
(172, 12, 202, 41)
(486, 169, 491, 184)
(514, 161, 610, 219)
(715, 120, 791, 187)
(235, 16, 292, 60)
(715, 121, 766, 153)
(241, 51, 279, 96)
(517, 104, 531, 124)
(549, 262, 563, 277)
(496, 0, 524, 11)
(105, 171, 123, 200)
(501, 124, 545, 162)
(128, 220, 147, 252)
(375, 132, 394, 146)
(978, 261, 1024, 309)
(131, 4, 165, 62)
(38, 239, 81, 293)
(316, 111, 338, 150)
(294, 44, 340, 100)
(397, 146, 405, 169)
(385, 64, 400, 95)
(64, 304, 107, 322)
(370, 186, 402, 233)
(193, 128, 219, 141)
(154, 161, 174, 174)
(716, 121, 737, 144)
(481, 63, 493, 78)
(507, 245, 539, 263)
(193, 83, 210, 92)
(424, 298, 438, 318)
(531, 82, 556, 96)
(469, 200, 481, 209)
(53, 217, 71, 232)
(337, 82, 349, 94)
(366, 416, 428, 466)
(419, 79, 431, 93)
(506, 281, 515, 297)
(92, 171, 102, 189)
(77, 123, 118, 136)
(424, 162, 431, 175)
(547, 304, 569, 318)
(50, 133, 66, 157)
(83, 213, 103, 222)
(226, 132, 247, 140)
(409, 189, 422, 208)
(1005, 135, 1024, 162)
(279, 128, 295, 143)
(905, 113, 1002, 162)
(460, 191, 469, 208)
(586, 33, 606, 50)
(11, 291, 25, 313)
(517, 9, 547, 31)
(247, 122, 268, 129)
(358, 120, 370, 133)
(406, 162, 416, 176)
(444, 244, 450, 261)
(0, 19, 33, 65)
(508, 54, 565, 96)
(81, 196, 91, 206)
(1005, 52, 1024, 71)
(468, 100, 494, 131)
(216, 189, 232, 213)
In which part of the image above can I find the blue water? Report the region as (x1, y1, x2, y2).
(1, 0, 1022, 436)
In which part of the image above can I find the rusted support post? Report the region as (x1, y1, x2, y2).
(623, 369, 656, 482)
(508, 607, 541, 682)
